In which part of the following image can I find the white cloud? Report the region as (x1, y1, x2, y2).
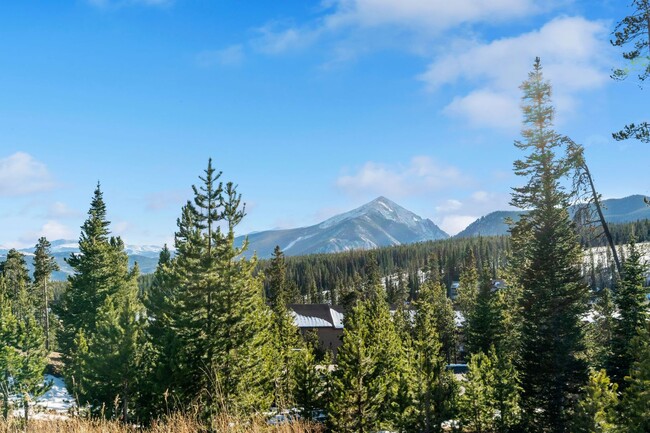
(47, 202, 81, 219)
(196, 45, 245, 68)
(0, 152, 56, 197)
(421, 16, 611, 129)
(325, 0, 541, 32)
(86, 0, 172, 8)
(435, 199, 463, 212)
(253, 23, 322, 55)
(336, 156, 469, 198)
(19, 221, 74, 245)
(253, 0, 549, 56)
(439, 215, 478, 236)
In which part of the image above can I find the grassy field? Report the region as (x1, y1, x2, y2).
(0, 413, 323, 433)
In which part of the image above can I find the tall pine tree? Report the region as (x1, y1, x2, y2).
(510, 58, 590, 432)
(33, 237, 59, 351)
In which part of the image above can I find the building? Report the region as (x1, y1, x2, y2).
(288, 304, 345, 357)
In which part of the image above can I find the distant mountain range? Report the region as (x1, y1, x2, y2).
(0, 239, 163, 281)
(235, 196, 449, 258)
(1, 194, 648, 280)
(456, 195, 650, 238)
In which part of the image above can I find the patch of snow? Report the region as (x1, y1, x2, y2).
(283, 234, 315, 252)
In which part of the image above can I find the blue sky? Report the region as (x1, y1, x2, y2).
(0, 0, 647, 248)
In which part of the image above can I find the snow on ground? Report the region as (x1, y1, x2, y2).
(11, 375, 76, 420)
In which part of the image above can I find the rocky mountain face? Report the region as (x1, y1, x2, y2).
(455, 195, 650, 238)
(236, 196, 449, 258)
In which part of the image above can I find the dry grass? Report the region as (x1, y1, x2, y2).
(0, 412, 324, 433)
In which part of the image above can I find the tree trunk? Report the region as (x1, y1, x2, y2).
(581, 161, 622, 277)
(44, 279, 50, 352)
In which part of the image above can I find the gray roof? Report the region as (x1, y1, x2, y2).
(288, 304, 345, 329)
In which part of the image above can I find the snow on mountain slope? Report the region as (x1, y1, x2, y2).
(237, 196, 449, 259)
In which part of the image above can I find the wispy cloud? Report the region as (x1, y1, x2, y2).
(144, 190, 186, 211)
(253, 0, 546, 56)
(0, 152, 57, 197)
(421, 16, 611, 129)
(432, 190, 514, 235)
(46, 202, 82, 219)
(196, 45, 245, 68)
(19, 220, 75, 245)
(336, 156, 470, 198)
(86, 0, 172, 9)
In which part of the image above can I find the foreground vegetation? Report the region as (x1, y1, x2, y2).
(0, 413, 323, 433)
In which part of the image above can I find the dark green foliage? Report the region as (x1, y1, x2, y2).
(1, 249, 33, 319)
(587, 287, 616, 370)
(33, 237, 59, 351)
(465, 268, 505, 357)
(258, 235, 511, 305)
(510, 59, 590, 432)
(460, 348, 521, 433)
(294, 348, 327, 421)
(611, 0, 649, 143)
(608, 239, 649, 387)
(619, 324, 650, 433)
(329, 295, 406, 433)
(329, 302, 383, 433)
(0, 292, 49, 422)
(148, 160, 276, 418)
(57, 184, 145, 420)
(410, 279, 457, 433)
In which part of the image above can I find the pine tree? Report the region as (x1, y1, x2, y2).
(611, 0, 649, 143)
(411, 280, 457, 433)
(293, 347, 326, 420)
(57, 183, 113, 358)
(619, 324, 650, 433)
(465, 267, 502, 356)
(0, 291, 49, 423)
(328, 301, 383, 433)
(33, 237, 59, 351)
(267, 245, 288, 309)
(425, 272, 457, 364)
(588, 287, 615, 370)
(265, 245, 309, 409)
(456, 249, 479, 321)
(510, 58, 590, 432)
(460, 348, 521, 433)
(57, 184, 145, 419)
(608, 239, 649, 387)
(83, 259, 144, 421)
(168, 160, 276, 416)
(571, 369, 618, 433)
(1, 249, 33, 319)
(140, 244, 179, 420)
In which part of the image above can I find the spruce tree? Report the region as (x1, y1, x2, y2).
(328, 301, 383, 433)
(588, 287, 615, 370)
(608, 239, 649, 387)
(140, 244, 179, 420)
(83, 259, 144, 421)
(33, 237, 59, 351)
(1, 249, 34, 319)
(619, 324, 650, 433)
(411, 279, 457, 433)
(0, 291, 49, 423)
(510, 58, 590, 432)
(293, 347, 326, 420)
(57, 184, 145, 419)
(460, 348, 521, 433)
